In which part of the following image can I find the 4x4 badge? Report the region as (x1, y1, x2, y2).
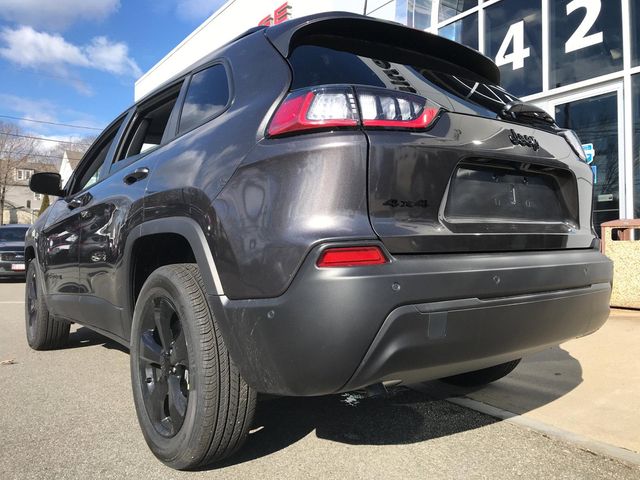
(508, 129, 539, 151)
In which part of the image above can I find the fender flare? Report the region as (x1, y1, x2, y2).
(122, 216, 225, 322)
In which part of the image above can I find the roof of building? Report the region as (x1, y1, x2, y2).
(21, 162, 59, 174)
(64, 150, 84, 170)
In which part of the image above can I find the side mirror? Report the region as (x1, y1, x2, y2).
(29, 172, 63, 196)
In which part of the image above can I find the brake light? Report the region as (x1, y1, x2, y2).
(268, 87, 358, 137)
(316, 246, 388, 268)
(268, 85, 442, 137)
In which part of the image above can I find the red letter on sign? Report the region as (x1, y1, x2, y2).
(258, 14, 273, 27)
(273, 2, 291, 24)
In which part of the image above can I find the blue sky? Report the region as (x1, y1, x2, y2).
(0, 0, 226, 149)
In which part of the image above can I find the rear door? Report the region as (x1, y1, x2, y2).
(286, 41, 595, 254)
(74, 82, 184, 339)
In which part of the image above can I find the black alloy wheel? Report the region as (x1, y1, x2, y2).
(26, 265, 39, 339)
(24, 261, 70, 350)
(130, 264, 256, 470)
(138, 296, 190, 437)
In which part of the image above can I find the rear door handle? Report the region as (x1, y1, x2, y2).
(123, 167, 150, 185)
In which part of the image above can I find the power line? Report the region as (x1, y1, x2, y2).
(0, 132, 92, 146)
(0, 150, 63, 160)
(0, 115, 103, 131)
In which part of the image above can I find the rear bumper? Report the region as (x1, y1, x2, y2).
(209, 246, 612, 396)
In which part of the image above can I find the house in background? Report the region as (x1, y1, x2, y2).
(59, 150, 84, 188)
(2, 161, 58, 224)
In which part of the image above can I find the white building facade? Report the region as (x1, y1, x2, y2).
(136, 0, 640, 227)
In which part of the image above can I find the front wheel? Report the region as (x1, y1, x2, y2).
(440, 359, 521, 387)
(25, 261, 70, 350)
(130, 264, 256, 470)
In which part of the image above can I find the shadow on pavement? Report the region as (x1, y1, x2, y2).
(217, 346, 582, 469)
(67, 326, 129, 354)
(67, 326, 582, 469)
(0, 277, 25, 283)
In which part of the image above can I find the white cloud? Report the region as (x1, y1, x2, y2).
(0, 95, 58, 126)
(0, 0, 120, 30)
(175, 0, 228, 21)
(0, 26, 142, 80)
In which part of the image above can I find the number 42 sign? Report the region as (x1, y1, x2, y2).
(496, 0, 604, 71)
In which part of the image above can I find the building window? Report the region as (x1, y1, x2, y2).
(632, 0, 640, 67)
(438, 0, 477, 22)
(439, 12, 478, 50)
(16, 169, 33, 181)
(633, 74, 640, 218)
(550, 0, 623, 88)
(484, 0, 542, 97)
(34, 193, 42, 201)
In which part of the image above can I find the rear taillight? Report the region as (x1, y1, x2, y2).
(268, 87, 359, 137)
(357, 87, 441, 129)
(316, 246, 388, 268)
(268, 85, 442, 137)
(559, 129, 587, 162)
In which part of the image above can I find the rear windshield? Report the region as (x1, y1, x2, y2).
(289, 44, 520, 118)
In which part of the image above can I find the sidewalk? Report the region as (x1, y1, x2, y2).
(460, 309, 640, 454)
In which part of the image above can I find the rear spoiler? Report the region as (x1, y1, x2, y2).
(264, 12, 500, 86)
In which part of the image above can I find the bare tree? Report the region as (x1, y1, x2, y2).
(0, 122, 37, 225)
(47, 135, 97, 165)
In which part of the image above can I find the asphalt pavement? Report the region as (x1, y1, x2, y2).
(1, 281, 639, 480)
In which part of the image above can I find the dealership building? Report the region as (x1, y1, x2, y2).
(136, 0, 640, 227)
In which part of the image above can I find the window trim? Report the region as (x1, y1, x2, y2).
(65, 110, 132, 197)
(175, 58, 234, 138)
(111, 80, 186, 171)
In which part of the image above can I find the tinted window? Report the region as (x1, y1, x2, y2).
(0, 227, 28, 242)
(550, 0, 623, 87)
(484, 0, 542, 97)
(290, 46, 385, 90)
(289, 44, 519, 118)
(179, 65, 230, 135)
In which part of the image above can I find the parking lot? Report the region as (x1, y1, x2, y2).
(1, 280, 639, 480)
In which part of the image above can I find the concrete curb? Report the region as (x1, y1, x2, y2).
(447, 396, 640, 467)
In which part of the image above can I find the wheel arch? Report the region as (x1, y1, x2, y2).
(124, 217, 225, 333)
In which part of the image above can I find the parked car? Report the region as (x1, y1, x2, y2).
(25, 13, 613, 470)
(0, 224, 30, 278)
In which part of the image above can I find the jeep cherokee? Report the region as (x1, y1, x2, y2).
(25, 12, 613, 470)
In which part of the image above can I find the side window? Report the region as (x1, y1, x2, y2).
(178, 64, 230, 135)
(117, 89, 180, 162)
(70, 118, 124, 194)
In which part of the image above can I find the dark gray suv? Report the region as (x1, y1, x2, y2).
(26, 12, 613, 470)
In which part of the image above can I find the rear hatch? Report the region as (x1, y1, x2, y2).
(268, 14, 596, 253)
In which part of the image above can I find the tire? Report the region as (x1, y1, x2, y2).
(130, 264, 256, 470)
(25, 261, 70, 350)
(441, 359, 521, 387)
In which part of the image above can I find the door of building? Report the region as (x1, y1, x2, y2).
(536, 83, 626, 235)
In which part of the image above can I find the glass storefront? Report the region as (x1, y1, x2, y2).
(556, 93, 621, 230)
(394, 0, 640, 221)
